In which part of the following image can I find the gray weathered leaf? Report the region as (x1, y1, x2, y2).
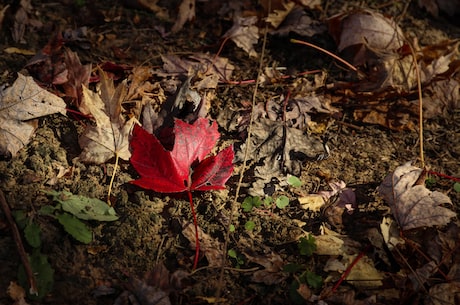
(0, 73, 66, 156)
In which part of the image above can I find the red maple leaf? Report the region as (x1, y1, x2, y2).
(130, 118, 234, 192)
(129, 118, 234, 269)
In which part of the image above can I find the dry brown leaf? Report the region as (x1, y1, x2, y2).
(270, 6, 326, 37)
(182, 222, 223, 267)
(160, 53, 234, 89)
(62, 48, 91, 109)
(136, 0, 169, 20)
(223, 15, 259, 57)
(329, 9, 404, 67)
(0, 73, 67, 157)
(7, 281, 29, 305)
(0, 4, 10, 31)
(378, 162, 456, 231)
(265, 0, 295, 29)
(244, 251, 288, 285)
(78, 69, 135, 164)
(171, 0, 195, 33)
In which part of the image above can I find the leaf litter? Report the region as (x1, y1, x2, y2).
(0, 1, 459, 305)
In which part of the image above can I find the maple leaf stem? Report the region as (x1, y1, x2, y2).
(107, 154, 119, 206)
(188, 190, 200, 270)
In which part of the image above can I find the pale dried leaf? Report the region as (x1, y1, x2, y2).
(265, 1, 295, 29)
(171, 0, 195, 33)
(0, 73, 66, 156)
(78, 70, 135, 164)
(378, 162, 456, 230)
(337, 10, 404, 53)
(345, 254, 384, 287)
(223, 15, 259, 57)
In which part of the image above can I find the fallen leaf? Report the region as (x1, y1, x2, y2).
(329, 9, 405, 66)
(223, 15, 259, 57)
(265, 0, 295, 29)
(130, 118, 234, 192)
(61, 48, 91, 108)
(270, 5, 326, 37)
(244, 251, 288, 285)
(160, 53, 234, 89)
(236, 118, 325, 195)
(171, 0, 195, 33)
(7, 281, 29, 305)
(78, 69, 135, 164)
(0, 73, 66, 157)
(182, 222, 223, 266)
(378, 161, 456, 231)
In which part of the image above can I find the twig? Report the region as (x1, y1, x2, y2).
(290, 38, 358, 72)
(215, 2, 271, 301)
(0, 189, 38, 295)
(407, 41, 425, 167)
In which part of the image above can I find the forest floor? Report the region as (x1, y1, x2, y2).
(0, 1, 459, 305)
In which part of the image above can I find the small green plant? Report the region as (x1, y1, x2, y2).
(244, 220, 256, 231)
(241, 196, 262, 212)
(12, 211, 54, 300)
(454, 182, 460, 193)
(425, 176, 437, 188)
(228, 249, 245, 268)
(276, 195, 290, 209)
(287, 175, 303, 187)
(298, 234, 317, 256)
(285, 235, 322, 304)
(12, 190, 119, 299)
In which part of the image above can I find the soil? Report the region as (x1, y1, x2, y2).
(0, 1, 459, 305)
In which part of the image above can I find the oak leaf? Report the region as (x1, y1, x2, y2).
(378, 161, 456, 231)
(0, 73, 66, 156)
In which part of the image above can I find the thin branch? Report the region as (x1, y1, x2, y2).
(0, 189, 38, 295)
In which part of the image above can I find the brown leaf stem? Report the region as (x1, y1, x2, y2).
(188, 190, 200, 270)
(0, 189, 38, 295)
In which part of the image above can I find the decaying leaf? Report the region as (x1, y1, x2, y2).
(160, 53, 234, 89)
(117, 263, 188, 305)
(78, 69, 135, 164)
(378, 161, 456, 231)
(236, 118, 325, 195)
(0, 73, 67, 157)
(244, 251, 288, 285)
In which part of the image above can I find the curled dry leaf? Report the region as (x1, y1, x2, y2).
(378, 161, 456, 231)
(78, 69, 135, 164)
(329, 9, 405, 66)
(0, 73, 66, 157)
